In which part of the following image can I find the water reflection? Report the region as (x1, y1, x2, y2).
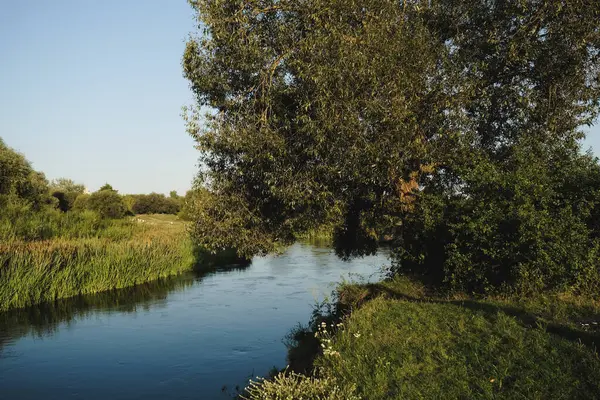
(0, 264, 251, 354)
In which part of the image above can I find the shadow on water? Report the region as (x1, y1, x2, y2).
(0, 261, 251, 356)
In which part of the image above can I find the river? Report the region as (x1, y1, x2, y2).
(0, 242, 389, 399)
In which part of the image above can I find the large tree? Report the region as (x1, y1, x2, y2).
(184, 0, 600, 292)
(184, 0, 462, 256)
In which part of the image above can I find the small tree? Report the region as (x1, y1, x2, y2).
(99, 183, 116, 192)
(72, 193, 91, 211)
(0, 137, 52, 210)
(50, 178, 85, 194)
(50, 178, 85, 212)
(87, 190, 127, 219)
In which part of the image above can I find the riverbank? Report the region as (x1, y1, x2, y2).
(0, 242, 388, 399)
(246, 277, 600, 399)
(0, 214, 198, 312)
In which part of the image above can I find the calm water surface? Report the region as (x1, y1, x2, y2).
(0, 243, 389, 399)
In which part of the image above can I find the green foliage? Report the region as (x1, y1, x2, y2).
(0, 200, 134, 243)
(49, 178, 85, 194)
(131, 192, 181, 215)
(72, 193, 91, 211)
(0, 137, 52, 209)
(394, 143, 600, 293)
(184, 1, 600, 292)
(51, 190, 78, 212)
(49, 178, 86, 212)
(99, 183, 116, 192)
(183, 0, 453, 258)
(177, 188, 207, 221)
(0, 140, 207, 312)
(87, 190, 128, 219)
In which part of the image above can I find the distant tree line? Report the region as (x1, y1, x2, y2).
(1, 137, 195, 222)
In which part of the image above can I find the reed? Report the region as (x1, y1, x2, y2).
(0, 215, 197, 312)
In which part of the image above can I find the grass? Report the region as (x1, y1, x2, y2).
(258, 277, 600, 399)
(0, 204, 136, 242)
(0, 213, 199, 312)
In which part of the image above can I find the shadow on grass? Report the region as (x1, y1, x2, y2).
(359, 283, 600, 351)
(286, 280, 600, 375)
(451, 299, 600, 351)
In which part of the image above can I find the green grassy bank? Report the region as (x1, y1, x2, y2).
(0, 214, 198, 312)
(245, 277, 600, 399)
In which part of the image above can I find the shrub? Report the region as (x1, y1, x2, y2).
(49, 178, 85, 212)
(72, 193, 91, 211)
(122, 194, 137, 215)
(393, 142, 600, 294)
(0, 199, 133, 242)
(87, 190, 127, 219)
(178, 188, 208, 221)
(51, 190, 80, 212)
(131, 193, 180, 215)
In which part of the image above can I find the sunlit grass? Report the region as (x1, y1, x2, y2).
(272, 277, 600, 399)
(0, 214, 196, 312)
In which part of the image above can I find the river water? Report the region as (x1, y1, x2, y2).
(0, 242, 389, 399)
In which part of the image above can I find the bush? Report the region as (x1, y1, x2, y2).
(177, 188, 208, 221)
(51, 190, 80, 212)
(131, 193, 180, 215)
(72, 193, 90, 211)
(49, 178, 85, 212)
(122, 194, 137, 215)
(393, 142, 600, 294)
(87, 190, 127, 219)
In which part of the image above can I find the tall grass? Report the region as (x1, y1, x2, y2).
(0, 206, 202, 311)
(0, 233, 196, 312)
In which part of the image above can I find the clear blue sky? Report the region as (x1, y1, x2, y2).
(0, 0, 199, 195)
(1, 1, 598, 195)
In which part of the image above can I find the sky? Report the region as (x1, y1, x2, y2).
(1, 1, 599, 195)
(0, 0, 200, 195)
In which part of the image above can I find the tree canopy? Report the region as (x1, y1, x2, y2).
(0, 137, 51, 209)
(99, 183, 116, 192)
(183, 0, 600, 292)
(50, 178, 86, 212)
